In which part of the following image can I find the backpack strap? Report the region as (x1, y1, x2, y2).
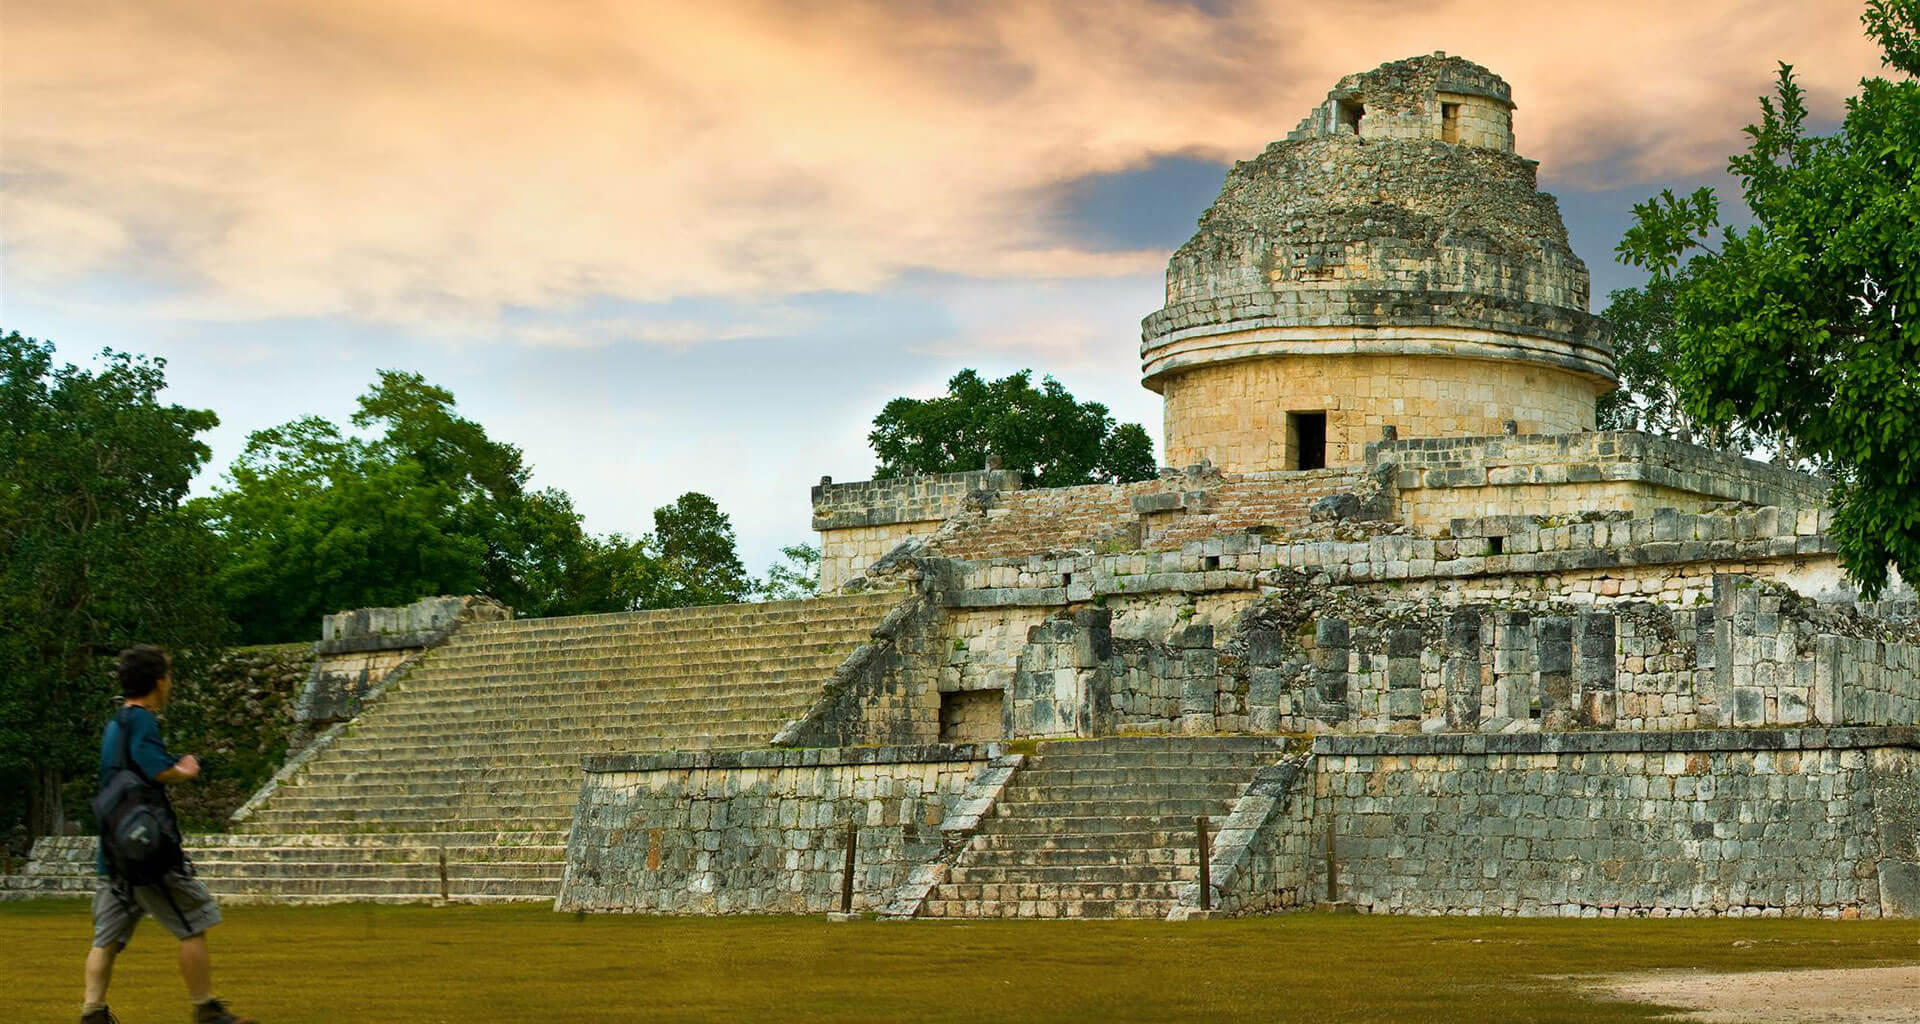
(108, 705, 186, 895)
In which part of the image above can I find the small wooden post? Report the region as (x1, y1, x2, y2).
(438, 846, 450, 902)
(839, 822, 858, 914)
(1195, 816, 1212, 912)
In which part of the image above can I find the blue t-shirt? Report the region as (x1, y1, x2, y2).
(96, 705, 177, 875)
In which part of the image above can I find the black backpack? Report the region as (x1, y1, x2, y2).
(91, 706, 184, 885)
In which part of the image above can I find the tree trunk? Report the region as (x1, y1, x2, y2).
(28, 762, 65, 841)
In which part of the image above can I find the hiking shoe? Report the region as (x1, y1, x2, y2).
(80, 1009, 118, 1024)
(193, 999, 257, 1024)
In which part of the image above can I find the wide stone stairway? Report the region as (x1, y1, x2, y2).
(9, 592, 901, 904)
(919, 736, 1285, 919)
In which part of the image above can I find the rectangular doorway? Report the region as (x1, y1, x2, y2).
(1288, 411, 1327, 470)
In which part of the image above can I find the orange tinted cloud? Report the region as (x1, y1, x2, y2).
(1, 0, 1883, 332)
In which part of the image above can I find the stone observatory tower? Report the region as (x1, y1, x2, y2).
(1141, 53, 1615, 473)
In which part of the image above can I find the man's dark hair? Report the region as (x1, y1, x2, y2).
(117, 645, 171, 699)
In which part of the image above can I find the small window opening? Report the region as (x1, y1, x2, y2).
(940, 689, 1006, 742)
(1288, 411, 1327, 471)
(1441, 102, 1461, 143)
(1334, 99, 1364, 136)
(1202, 555, 1220, 571)
(1488, 536, 1504, 556)
(1062, 572, 1072, 587)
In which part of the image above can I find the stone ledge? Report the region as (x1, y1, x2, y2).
(583, 742, 1005, 774)
(1314, 727, 1920, 758)
(313, 628, 450, 656)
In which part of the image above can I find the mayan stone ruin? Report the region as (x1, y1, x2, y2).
(13, 53, 1919, 920)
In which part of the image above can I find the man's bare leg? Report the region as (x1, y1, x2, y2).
(179, 934, 212, 1003)
(84, 942, 119, 1007)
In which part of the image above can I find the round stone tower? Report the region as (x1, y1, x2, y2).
(1140, 54, 1614, 472)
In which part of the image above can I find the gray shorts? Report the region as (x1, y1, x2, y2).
(92, 868, 222, 947)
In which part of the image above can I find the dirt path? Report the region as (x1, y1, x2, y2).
(1594, 965, 1920, 1023)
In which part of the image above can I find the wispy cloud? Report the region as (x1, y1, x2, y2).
(2, 0, 1883, 333)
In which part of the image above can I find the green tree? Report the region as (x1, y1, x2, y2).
(1617, 1, 1920, 596)
(758, 542, 821, 601)
(205, 371, 622, 639)
(635, 492, 753, 608)
(869, 369, 1158, 487)
(0, 333, 228, 838)
(1595, 278, 1757, 453)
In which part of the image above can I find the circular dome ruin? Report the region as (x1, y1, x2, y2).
(1140, 53, 1615, 473)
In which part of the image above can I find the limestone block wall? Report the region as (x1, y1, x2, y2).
(1434, 92, 1512, 149)
(922, 466, 1372, 566)
(1312, 729, 1920, 918)
(783, 495, 1913, 746)
(1185, 756, 1316, 917)
(558, 745, 1000, 914)
(1382, 432, 1829, 524)
(1159, 353, 1599, 470)
(295, 594, 510, 733)
(814, 470, 1023, 591)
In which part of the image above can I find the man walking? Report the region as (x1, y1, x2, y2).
(82, 645, 255, 1024)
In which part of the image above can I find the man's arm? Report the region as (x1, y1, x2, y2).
(155, 755, 200, 783)
(128, 712, 195, 784)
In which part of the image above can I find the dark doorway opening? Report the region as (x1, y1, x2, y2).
(1335, 99, 1365, 135)
(1290, 411, 1327, 471)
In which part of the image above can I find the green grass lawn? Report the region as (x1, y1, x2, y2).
(5, 899, 1917, 1023)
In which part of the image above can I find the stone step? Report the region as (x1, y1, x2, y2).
(1014, 752, 1283, 771)
(991, 798, 1225, 819)
(966, 830, 1211, 852)
(343, 708, 815, 734)
(946, 863, 1197, 885)
(190, 860, 561, 881)
(197, 592, 898, 902)
(189, 846, 565, 864)
(931, 880, 1180, 900)
(205, 875, 557, 899)
(917, 897, 1174, 920)
(234, 818, 574, 835)
(242, 797, 580, 817)
(410, 653, 856, 677)
(968, 814, 1233, 836)
(997, 780, 1248, 801)
(306, 735, 785, 760)
(955, 847, 1197, 867)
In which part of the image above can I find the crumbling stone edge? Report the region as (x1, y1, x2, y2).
(1314, 726, 1920, 757)
(878, 753, 1027, 919)
(772, 583, 943, 748)
(1169, 747, 1312, 920)
(229, 644, 442, 826)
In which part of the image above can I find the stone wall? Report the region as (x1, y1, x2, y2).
(161, 643, 315, 831)
(813, 470, 1024, 590)
(295, 594, 510, 735)
(1381, 432, 1829, 522)
(1159, 353, 1599, 470)
(772, 590, 949, 749)
(557, 744, 1000, 914)
(1312, 729, 1920, 918)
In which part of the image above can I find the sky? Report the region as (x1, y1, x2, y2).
(0, 0, 1890, 577)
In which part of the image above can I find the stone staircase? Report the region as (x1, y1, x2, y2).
(918, 736, 1285, 919)
(5, 592, 902, 903)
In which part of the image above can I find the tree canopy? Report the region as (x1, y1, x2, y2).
(0, 332, 228, 835)
(203, 373, 766, 641)
(1617, 0, 1920, 597)
(869, 369, 1157, 487)
(1595, 279, 1760, 454)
